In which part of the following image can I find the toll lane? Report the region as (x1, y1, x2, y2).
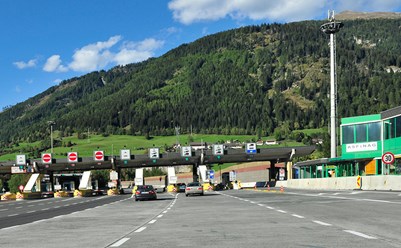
(0, 189, 400, 247)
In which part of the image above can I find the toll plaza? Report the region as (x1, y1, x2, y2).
(0, 144, 315, 199)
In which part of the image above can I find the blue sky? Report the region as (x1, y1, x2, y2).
(1, 0, 401, 110)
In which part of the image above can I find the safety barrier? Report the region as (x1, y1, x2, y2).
(1, 192, 16, 201)
(107, 188, 119, 196)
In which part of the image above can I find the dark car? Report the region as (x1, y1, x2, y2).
(177, 183, 186, 192)
(134, 185, 157, 201)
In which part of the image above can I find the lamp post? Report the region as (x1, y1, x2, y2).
(47, 121, 56, 153)
(320, 10, 343, 158)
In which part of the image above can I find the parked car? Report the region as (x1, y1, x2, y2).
(134, 185, 157, 201)
(185, 182, 204, 197)
(177, 183, 186, 192)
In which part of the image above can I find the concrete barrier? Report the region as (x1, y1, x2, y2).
(286, 175, 401, 191)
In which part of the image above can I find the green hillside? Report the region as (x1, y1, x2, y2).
(1, 18, 401, 158)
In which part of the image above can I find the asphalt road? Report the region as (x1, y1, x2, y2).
(0, 188, 400, 247)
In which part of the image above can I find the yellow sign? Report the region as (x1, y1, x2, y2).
(356, 176, 361, 188)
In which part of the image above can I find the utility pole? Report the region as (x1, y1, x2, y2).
(320, 10, 343, 158)
(47, 121, 56, 153)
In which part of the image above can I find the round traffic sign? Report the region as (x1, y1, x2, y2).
(95, 151, 104, 161)
(18, 185, 24, 191)
(68, 152, 78, 162)
(382, 152, 395, 165)
(42, 153, 51, 163)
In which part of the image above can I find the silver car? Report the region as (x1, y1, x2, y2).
(185, 182, 204, 197)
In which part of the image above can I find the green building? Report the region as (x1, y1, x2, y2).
(295, 106, 401, 178)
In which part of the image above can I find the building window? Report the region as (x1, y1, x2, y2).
(396, 116, 401, 138)
(385, 119, 395, 139)
(355, 124, 367, 143)
(342, 125, 354, 144)
(367, 122, 381, 141)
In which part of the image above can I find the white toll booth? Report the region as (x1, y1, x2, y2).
(79, 171, 92, 190)
(167, 167, 177, 184)
(135, 168, 144, 186)
(198, 165, 208, 182)
(23, 173, 40, 193)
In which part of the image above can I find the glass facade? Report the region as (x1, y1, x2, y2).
(342, 121, 381, 144)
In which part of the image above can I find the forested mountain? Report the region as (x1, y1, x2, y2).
(2, 14, 401, 147)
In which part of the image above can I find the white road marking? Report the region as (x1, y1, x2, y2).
(344, 230, 377, 239)
(162, 211, 168, 213)
(277, 210, 287, 213)
(135, 227, 147, 233)
(27, 211, 36, 214)
(313, 220, 332, 226)
(16, 206, 22, 209)
(157, 214, 163, 218)
(110, 238, 130, 247)
(8, 214, 18, 217)
(266, 206, 274, 210)
(250, 201, 256, 204)
(292, 214, 305, 219)
(361, 198, 391, 203)
(258, 204, 265, 207)
(149, 219, 157, 224)
(42, 208, 50, 211)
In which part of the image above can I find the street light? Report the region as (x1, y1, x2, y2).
(320, 10, 343, 158)
(47, 121, 56, 153)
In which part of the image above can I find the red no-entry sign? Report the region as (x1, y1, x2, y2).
(68, 152, 78, 163)
(94, 151, 104, 161)
(42, 153, 52, 164)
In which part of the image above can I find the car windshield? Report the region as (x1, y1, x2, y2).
(187, 182, 200, 187)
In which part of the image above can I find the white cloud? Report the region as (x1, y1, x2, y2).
(13, 59, 37, 69)
(68, 35, 122, 72)
(42, 36, 164, 73)
(43, 55, 68, 72)
(168, 0, 401, 24)
(114, 38, 164, 65)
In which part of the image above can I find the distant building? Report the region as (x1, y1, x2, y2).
(265, 140, 278, 145)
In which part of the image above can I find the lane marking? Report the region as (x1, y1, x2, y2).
(292, 214, 305, 219)
(250, 201, 256, 204)
(8, 213, 18, 217)
(16, 206, 22, 209)
(0, 209, 8, 211)
(361, 198, 391, 203)
(42, 208, 50, 211)
(149, 219, 157, 224)
(110, 238, 130, 247)
(266, 206, 274, 210)
(258, 204, 265, 207)
(343, 230, 377, 239)
(27, 210, 36, 214)
(288, 192, 401, 205)
(135, 227, 147, 233)
(162, 211, 168, 214)
(313, 220, 332, 226)
(157, 214, 163, 218)
(277, 210, 287, 213)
